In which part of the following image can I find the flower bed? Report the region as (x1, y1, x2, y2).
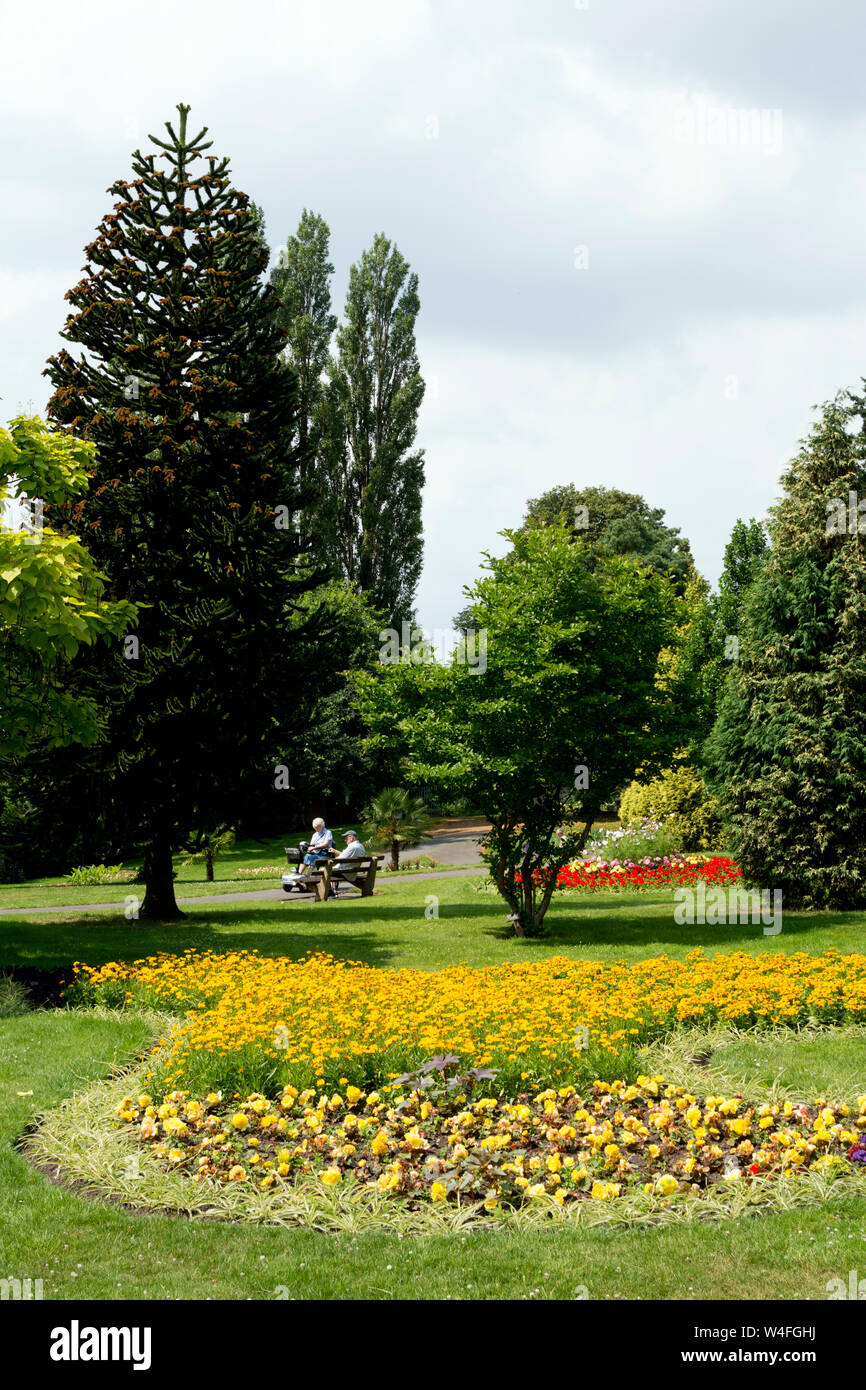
(69, 948, 866, 1100)
(555, 855, 742, 892)
(111, 1068, 866, 1210)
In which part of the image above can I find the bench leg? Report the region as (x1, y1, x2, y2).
(315, 866, 331, 903)
(361, 862, 377, 897)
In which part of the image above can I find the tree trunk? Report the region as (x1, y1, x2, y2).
(205, 848, 214, 882)
(390, 838, 400, 872)
(141, 836, 184, 920)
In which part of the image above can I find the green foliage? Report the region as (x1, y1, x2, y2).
(43, 104, 319, 917)
(361, 787, 434, 870)
(521, 484, 695, 594)
(0, 414, 137, 755)
(352, 525, 678, 934)
(320, 233, 425, 626)
(67, 864, 136, 886)
(716, 518, 769, 639)
(269, 209, 337, 518)
(705, 396, 866, 907)
(618, 763, 722, 851)
(181, 829, 235, 882)
(275, 580, 391, 820)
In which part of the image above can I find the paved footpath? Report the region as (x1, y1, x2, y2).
(0, 816, 492, 916)
(0, 866, 483, 915)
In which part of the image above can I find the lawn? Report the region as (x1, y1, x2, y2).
(1, 874, 865, 1301)
(0, 829, 475, 912)
(0, 874, 863, 973)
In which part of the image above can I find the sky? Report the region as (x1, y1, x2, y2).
(2, 0, 866, 634)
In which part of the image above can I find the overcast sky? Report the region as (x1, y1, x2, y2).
(3, 0, 865, 633)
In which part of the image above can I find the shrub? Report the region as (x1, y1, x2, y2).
(618, 765, 722, 851)
(68, 863, 136, 886)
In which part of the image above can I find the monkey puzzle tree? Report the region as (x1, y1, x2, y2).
(45, 104, 319, 919)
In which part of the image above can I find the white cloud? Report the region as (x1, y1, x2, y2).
(2, 0, 866, 633)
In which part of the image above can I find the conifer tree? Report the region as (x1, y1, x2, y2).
(706, 396, 866, 908)
(45, 104, 318, 918)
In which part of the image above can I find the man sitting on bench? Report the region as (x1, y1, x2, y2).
(329, 829, 366, 895)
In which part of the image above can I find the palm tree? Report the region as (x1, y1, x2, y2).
(361, 788, 433, 872)
(180, 827, 235, 882)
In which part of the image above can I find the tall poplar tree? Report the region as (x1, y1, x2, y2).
(706, 397, 866, 908)
(268, 209, 337, 488)
(322, 233, 425, 626)
(45, 104, 318, 919)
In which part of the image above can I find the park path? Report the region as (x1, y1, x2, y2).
(415, 815, 489, 866)
(0, 866, 483, 915)
(0, 817, 490, 916)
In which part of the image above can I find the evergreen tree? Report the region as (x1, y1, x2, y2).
(45, 104, 319, 919)
(322, 233, 425, 626)
(705, 397, 866, 908)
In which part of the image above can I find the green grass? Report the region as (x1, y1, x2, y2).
(0, 830, 480, 910)
(3, 876, 866, 1300)
(3, 1008, 866, 1300)
(0, 876, 864, 974)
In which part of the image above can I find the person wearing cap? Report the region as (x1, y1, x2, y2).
(327, 829, 367, 898)
(335, 829, 366, 861)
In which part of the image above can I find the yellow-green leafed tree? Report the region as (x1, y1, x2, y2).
(0, 414, 137, 753)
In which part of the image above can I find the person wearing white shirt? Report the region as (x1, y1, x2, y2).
(336, 830, 366, 861)
(302, 818, 333, 867)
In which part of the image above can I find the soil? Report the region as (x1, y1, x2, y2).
(5, 966, 68, 1009)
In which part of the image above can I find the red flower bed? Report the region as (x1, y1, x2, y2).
(555, 856, 742, 892)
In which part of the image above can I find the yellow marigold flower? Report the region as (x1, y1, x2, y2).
(137, 1094, 153, 1108)
(656, 1175, 679, 1195)
(230, 1113, 249, 1131)
(227, 1165, 246, 1181)
(321, 1167, 341, 1186)
(547, 1153, 562, 1173)
(430, 1181, 448, 1202)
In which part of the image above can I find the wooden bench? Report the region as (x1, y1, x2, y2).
(291, 854, 384, 903)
